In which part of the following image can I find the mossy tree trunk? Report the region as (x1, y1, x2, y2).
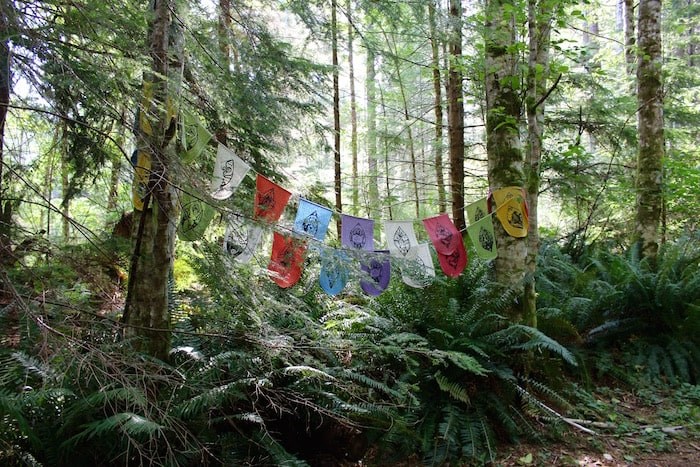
(124, 0, 184, 361)
(447, 0, 465, 233)
(524, 0, 554, 328)
(485, 0, 527, 321)
(635, 0, 664, 260)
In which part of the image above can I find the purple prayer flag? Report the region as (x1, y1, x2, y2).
(341, 214, 374, 251)
(360, 250, 391, 296)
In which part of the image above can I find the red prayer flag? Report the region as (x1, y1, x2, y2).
(422, 213, 467, 277)
(254, 174, 292, 222)
(268, 232, 306, 288)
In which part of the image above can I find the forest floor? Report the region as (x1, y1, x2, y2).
(495, 383, 700, 467)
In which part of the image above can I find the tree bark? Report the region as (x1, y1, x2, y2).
(348, 0, 359, 216)
(124, 0, 184, 361)
(447, 0, 466, 233)
(624, 0, 636, 75)
(0, 1, 11, 244)
(429, 0, 447, 214)
(332, 0, 342, 236)
(485, 0, 526, 316)
(366, 47, 380, 219)
(524, 0, 553, 329)
(635, 0, 664, 260)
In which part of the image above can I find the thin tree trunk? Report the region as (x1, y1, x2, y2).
(124, 0, 184, 361)
(366, 47, 380, 219)
(635, 0, 664, 260)
(447, 0, 466, 234)
(107, 110, 127, 211)
(332, 0, 342, 236)
(429, 0, 447, 213)
(485, 0, 526, 318)
(348, 0, 359, 215)
(379, 86, 392, 220)
(524, 0, 553, 329)
(0, 2, 11, 245)
(624, 0, 636, 75)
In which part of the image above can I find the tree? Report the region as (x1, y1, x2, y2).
(484, 0, 527, 318)
(123, 0, 184, 360)
(429, 0, 447, 214)
(447, 0, 466, 233)
(635, 0, 664, 259)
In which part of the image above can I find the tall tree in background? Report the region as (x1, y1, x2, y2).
(348, 0, 359, 215)
(624, 0, 636, 75)
(429, 0, 447, 214)
(524, 0, 554, 328)
(447, 0, 466, 233)
(485, 0, 527, 319)
(0, 0, 12, 245)
(332, 0, 342, 235)
(635, 0, 664, 259)
(365, 19, 380, 219)
(123, 0, 184, 360)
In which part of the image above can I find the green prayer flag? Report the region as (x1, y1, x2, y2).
(180, 112, 212, 163)
(466, 197, 489, 225)
(467, 215, 498, 260)
(178, 193, 216, 241)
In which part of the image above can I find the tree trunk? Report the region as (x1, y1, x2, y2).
(366, 47, 380, 219)
(429, 0, 447, 214)
(624, 0, 636, 75)
(0, 2, 11, 244)
(124, 0, 184, 361)
(485, 0, 526, 317)
(524, 0, 553, 329)
(348, 0, 359, 216)
(332, 0, 342, 236)
(447, 0, 466, 233)
(635, 0, 664, 260)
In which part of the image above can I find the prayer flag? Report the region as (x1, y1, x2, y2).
(466, 198, 489, 225)
(319, 250, 349, 296)
(341, 214, 374, 251)
(254, 174, 292, 222)
(495, 197, 529, 238)
(131, 150, 151, 211)
(181, 111, 212, 163)
(360, 250, 391, 296)
(436, 245, 467, 278)
(210, 143, 250, 200)
(178, 194, 216, 241)
(466, 215, 498, 260)
(268, 232, 306, 288)
(223, 213, 263, 264)
(294, 198, 333, 241)
(385, 220, 418, 257)
(401, 243, 435, 288)
(422, 214, 461, 255)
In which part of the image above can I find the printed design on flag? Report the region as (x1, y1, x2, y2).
(350, 223, 367, 249)
(393, 227, 411, 256)
(181, 112, 212, 163)
(181, 201, 204, 234)
(360, 250, 391, 296)
(402, 244, 435, 288)
(507, 204, 524, 229)
(479, 226, 494, 251)
(302, 211, 319, 237)
(446, 250, 461, 270)
(319, 251, 349, 296)
(368, 259, 385, 284)
(224, 215, 247, 258)
(436, 223, 453, 249)
(475, 206, 486, 222)
(268, 232, 306, 288)
(218, 159, 235, 191)
(258, 189, 275, 214)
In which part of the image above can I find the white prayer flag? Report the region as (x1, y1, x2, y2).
(210, 143, 250, 200)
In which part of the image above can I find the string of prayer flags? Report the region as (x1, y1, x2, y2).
(466, 197, 489, 225)
(131, 150, 151, 211)
(181, 111, 212, 164)
(179, 194, 216, 241)
(360, 250, 391, 296)
(294, 198, 333, 241)
(422, 214, 467, 277)
(223, 213, 263, 264)
(319, 250, 349, 296)
(341, 214, 374, 251)
(401, 243, 436, 288)
(254, 174, 292, 222)
(268, 232, 306, 288)
(211, 143, 250, 200)
(492, 187, 529, 238)
(466, 215, 498, 260)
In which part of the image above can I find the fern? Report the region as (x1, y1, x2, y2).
(435, 371, 471, 404)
